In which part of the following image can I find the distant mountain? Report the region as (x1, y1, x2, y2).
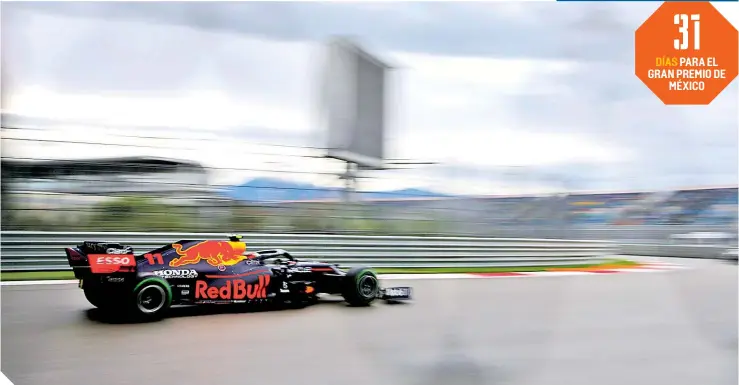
(222, 177, 452, 202)
(361, 188, 449, 200)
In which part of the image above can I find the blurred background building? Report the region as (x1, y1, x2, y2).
(1, 2, 737, 246)
(2, 129, 736, 244)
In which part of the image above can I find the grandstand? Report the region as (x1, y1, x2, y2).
(1, 155, 735, 236)
(564, 188, 738, 226)
(1, 156, 226, 230)
(2, 156, 211, 196)
(259, 187, 738, 229)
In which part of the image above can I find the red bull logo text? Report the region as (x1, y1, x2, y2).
(170, 240, 248, 268)
(195, 275, 270, 300)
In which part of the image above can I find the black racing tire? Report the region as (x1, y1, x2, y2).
(342, 267, 379, 307)
(129, 278, 172, 320)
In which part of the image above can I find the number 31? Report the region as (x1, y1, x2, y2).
(674, 13, 701, 50)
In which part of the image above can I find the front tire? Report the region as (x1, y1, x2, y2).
(342, 267, 379, 307)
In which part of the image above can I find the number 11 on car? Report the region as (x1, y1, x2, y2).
(144, 253, 163, 265)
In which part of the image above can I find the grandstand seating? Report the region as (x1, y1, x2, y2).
(636, 188, 738, 225)
(272, 187, 737, 227)
(490, 188, 728, 225)
(436, 188, 735, 226)
(566, 193, 645, 225)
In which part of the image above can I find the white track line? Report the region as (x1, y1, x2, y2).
(522, 271, 593, 277)
(1, 263, 691, 286)
(1, 279, 78, 286)
(379, 273, 471, 280)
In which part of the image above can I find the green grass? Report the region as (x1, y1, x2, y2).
(1, 271, 79, 281)
(1, 259, 637, 281)
(0, 270, 79, 281)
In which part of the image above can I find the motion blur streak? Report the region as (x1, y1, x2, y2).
(1, 258, 735, 385)
(1, 2, 737, 241)
(0, 3, 737, 385)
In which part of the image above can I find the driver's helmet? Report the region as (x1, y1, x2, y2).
(228, 234, 244, 242)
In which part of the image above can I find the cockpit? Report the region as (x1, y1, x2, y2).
(245, 249, 297, 265)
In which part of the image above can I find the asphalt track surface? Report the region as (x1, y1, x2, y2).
(2, 257, 736, 385)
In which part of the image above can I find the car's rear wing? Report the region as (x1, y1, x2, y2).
(65, 241, 137, 279)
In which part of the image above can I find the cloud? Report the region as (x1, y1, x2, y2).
(1, 2, 737, 195)
(0, 1, 677, 62)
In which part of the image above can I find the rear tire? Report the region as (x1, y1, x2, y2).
(342, 267, 379, 307)
(129, 278, 172, 320)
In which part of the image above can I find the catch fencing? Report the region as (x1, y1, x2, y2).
(0, 231, 616, 272)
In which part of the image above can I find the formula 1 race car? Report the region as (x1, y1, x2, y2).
(64, 235, 412, 319)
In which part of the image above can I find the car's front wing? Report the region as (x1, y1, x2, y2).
(378, 286, 412, 301)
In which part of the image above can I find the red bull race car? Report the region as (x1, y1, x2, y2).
(65, 235, 412, 319)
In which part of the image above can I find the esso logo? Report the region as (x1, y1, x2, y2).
(88, 253, 136, 273)
(96, 256, 131, 265)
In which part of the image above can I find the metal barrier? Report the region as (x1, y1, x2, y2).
(0, 231, 616, 271)
(617, 243, 729, 259)
(478, 224, 737, 243)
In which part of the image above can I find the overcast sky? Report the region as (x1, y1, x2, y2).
(1, 2, 737, 195)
